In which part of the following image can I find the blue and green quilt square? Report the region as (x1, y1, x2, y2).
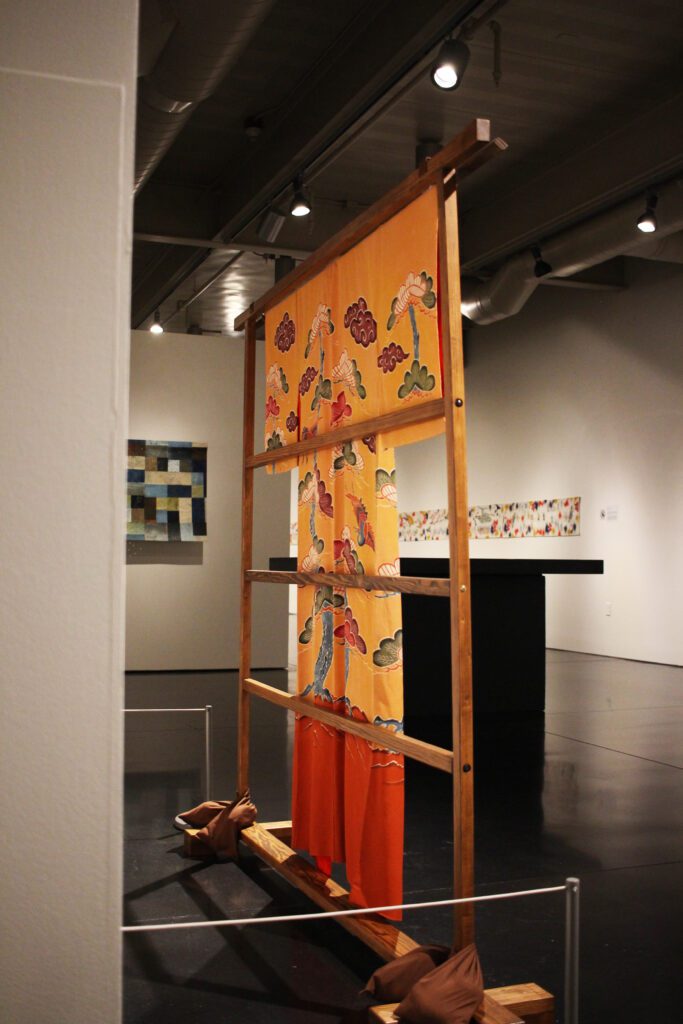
(126, 440, 207, 542)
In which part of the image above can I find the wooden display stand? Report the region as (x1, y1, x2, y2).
(369, 984, 554, 1024)
(233, 121, 549, 1022)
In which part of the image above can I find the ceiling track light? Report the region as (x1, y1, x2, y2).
(637, 191, 658, 233)
(531, 245, 553, 278)
(290, 176, 311, 217)
(150, 309, 164, 334)
(431, 36, 471, 91)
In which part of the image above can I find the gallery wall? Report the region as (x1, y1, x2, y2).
(127, 330, 290, 671)
(396, 259, 683, 665)
(0, 2, 137, 1022)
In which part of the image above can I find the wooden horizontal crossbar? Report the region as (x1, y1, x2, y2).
(244, 678, 454, 774)
(240, 822, 417, 961)
(248, 397, 445, 468)
(234, 119, 491, 331)
(246, 569, 450, 596)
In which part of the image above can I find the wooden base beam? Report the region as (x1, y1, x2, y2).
(182, 819, 293, 859)
(369, 982, 553, 1024)
(240, 822, 417, 961)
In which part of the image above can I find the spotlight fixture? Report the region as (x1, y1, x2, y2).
(531, 245, 553, 278)
(637, 191, 658, 233)
(431, 37, 470, 91)
(290, 177, 311, 217)
(149, 310, 164, 334)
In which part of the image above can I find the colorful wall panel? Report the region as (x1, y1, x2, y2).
(127, 440, 207, 541)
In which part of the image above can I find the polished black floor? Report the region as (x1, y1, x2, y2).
(124, 652, 683, 1023)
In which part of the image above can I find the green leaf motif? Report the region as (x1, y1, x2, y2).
(311, 377, 332, 411)
(397, 359, 436, 399)
(299, 616, 313, 644)
(298, 471, 314, 500)
(373, 629, 403, 668)
(266, 430, 284, 451)
(279, 367, 290, 394)
(375, 468, 396, 493)
(352, 359, 367, 399)
(313, 585, 345, 615)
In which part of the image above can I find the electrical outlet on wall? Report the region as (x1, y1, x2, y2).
(606, 602, 612, 616)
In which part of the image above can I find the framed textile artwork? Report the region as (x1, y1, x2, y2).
(126, 440, 207, 542)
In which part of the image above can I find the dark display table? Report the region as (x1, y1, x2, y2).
(269, 557, 603, 738)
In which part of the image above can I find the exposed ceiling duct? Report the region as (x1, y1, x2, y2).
(630, 232, 683, 264)
(134, 0, 274, 194)
(461, 177, 683, 324)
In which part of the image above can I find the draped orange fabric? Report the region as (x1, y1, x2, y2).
(263, 187, 442, 915)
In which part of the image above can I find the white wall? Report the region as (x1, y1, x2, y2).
(396, 260, 683, 665)
(0, 3, 136, 1022)
(126, 330, 290, 671)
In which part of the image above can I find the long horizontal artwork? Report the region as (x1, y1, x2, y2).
(398, 496, 581, 541)
(126, 440, 207, 542)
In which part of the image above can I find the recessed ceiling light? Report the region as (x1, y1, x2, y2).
(150, 310, 164, 334)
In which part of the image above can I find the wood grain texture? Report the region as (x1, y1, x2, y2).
(240, 822, 418, 961)
(234, 121, 490, 331)
(237, 321, 257, 793)
(437, 180, 476, 948)
(248, 398, 445, 468)
(244, 677, 453, 773)
(369, 990, 525, 1024)
(447, 136, 508, 193)
(182, 829, 212, 859)
(259, 820, 293, 843)
(486, 983, 554, 1021)
(246, 569, 450, 596)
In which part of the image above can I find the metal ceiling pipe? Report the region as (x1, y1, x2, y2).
(461, 177, 683, 324)
(629, 231, 683, 264)
(134, 0, 274, 194)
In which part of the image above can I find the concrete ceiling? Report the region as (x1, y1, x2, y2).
(132, 0, 683, 334)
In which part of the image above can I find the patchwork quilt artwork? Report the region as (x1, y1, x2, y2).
(397, 496, 581, 541)
(126, 440, 207, 542)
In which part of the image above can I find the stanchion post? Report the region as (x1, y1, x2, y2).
(564, 877, 580, 1024)
(204, 705, 213, 801)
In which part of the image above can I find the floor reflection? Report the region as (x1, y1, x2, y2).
(124, 652, 683, 1023)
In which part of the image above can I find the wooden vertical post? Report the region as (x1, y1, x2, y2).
(437, 178, 476, 948)
(238, 318, 257, 793)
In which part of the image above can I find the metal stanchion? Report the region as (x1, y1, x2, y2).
(565, 876, 580, 1024)
(124, 706, 212, 802)
(204, 705, 212, 801)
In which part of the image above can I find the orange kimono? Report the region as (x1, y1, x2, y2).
(263, 188, 443, 915)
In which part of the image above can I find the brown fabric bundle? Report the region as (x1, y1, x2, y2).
(363, 945, 450, 1001)
(193, 794, 257, 861)
(176, 799, 234, 828)
(395, 943, 484, 1024)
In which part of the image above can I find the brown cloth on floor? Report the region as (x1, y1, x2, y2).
(395, 943, 484, 1024)
(194, 794, 258, 860)
(362, 945, 450, 1001)
(177, 799, 235, 827)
